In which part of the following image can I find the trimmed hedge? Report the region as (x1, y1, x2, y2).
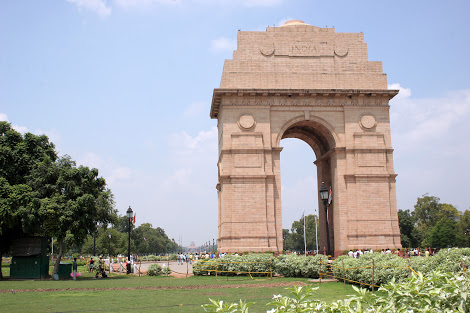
(273, 254, 328, 278)
(332, 248, 470, 286)
(193, 253, 328, 278)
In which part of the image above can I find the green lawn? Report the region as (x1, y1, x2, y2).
(0, 265, 356, 312)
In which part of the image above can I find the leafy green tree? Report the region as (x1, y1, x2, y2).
(429, 217, 457, 248)
(397, 209, 421, 248)
(0, 122, 117, 277)
(414, 194, 441, 229)
(456, 210, 470, 247)
(30, 156, 117, 275)
(82, 226, 130, 256)
(412, 194, 462, 247)
(283, 214, 319, 252)
(0, 122, 57, 279)
(133, 223, 177, 255)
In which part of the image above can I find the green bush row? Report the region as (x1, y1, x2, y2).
(193, 253, 328, 278)
(332, 248, 470, 286)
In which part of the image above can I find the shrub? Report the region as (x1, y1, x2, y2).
(193, 259, 217, 276)
(217, 253, 274, 277)
(274, 254, 328, 278)
(147, 263, 162, 276)
(162, 266, 172, 275)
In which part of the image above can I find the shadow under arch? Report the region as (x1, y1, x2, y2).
(276, 115, 338, 158)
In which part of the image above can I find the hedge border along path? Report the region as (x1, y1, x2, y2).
(0, 281, 307, 293)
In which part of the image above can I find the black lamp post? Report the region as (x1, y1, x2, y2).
(213, 239, 215, 252)
(93, 224, 98, 256)
(319, 184, 331, 256)
(126, 206, 133, 274)
(93, 230, 96, 256)
(108, 233, 112, 257)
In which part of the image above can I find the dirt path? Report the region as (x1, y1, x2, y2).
(1, 281, 307, 293)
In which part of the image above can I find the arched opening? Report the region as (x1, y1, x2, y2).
(280, 138, 318, 252)
(279, 119, 337, 255)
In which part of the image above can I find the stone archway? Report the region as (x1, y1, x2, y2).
(279, 118, 336, 254)
(210, 20, 402, 256)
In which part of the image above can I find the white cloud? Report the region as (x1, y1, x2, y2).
(169, 126, 217, 151)
(391, 86, 470, 147)
(66, 0, 112, 17)
(388, 83, 411, 99)
(390, 85, 470, 211)
(0, 113, 8, 122)
(210, 37, 237, 53)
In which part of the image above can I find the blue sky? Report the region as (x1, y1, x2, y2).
(1, 0, 469, 247)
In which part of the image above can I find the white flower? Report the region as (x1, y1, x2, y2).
(267, 309, 276, 313)
(272, 294, 282, 299)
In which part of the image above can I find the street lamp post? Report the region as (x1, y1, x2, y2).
(319, 184, 331, 256)
(126, 206, 133, 274)
(108, 233, 112, 257)
(93, 224, 98, 256)
(93, 231, 96, 256)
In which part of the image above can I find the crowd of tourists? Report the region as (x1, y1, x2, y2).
(176, 252, 219, 264)
(346, 247, 439, 258)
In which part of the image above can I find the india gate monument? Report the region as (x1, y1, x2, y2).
(210, 20, 402, 256)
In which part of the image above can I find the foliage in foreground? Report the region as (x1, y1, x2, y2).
(202, 271, 470, 312)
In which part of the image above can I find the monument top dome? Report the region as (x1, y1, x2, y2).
(280, 20, 310, 27)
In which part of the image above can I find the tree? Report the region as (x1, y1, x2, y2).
(31, 156, 117, 275)
(456, 210, 470, 247)
(0, 122, 57, 279)
(429, 217, 457, 248)
(283, 214, 319, 252)
(403, 194, 465, 248)
(0, 121, 117, 277)
(413, 194, 441, 230)
(397, 209, 421, 248)
(133, 223, 178, 255)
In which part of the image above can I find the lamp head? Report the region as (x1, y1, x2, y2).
(126, 206, 133, 218)
(319, 184, 329, 201)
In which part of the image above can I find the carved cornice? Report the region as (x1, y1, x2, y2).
(210, 89, 399, 118)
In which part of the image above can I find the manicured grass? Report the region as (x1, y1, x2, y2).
(1, 263, 356, 312)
